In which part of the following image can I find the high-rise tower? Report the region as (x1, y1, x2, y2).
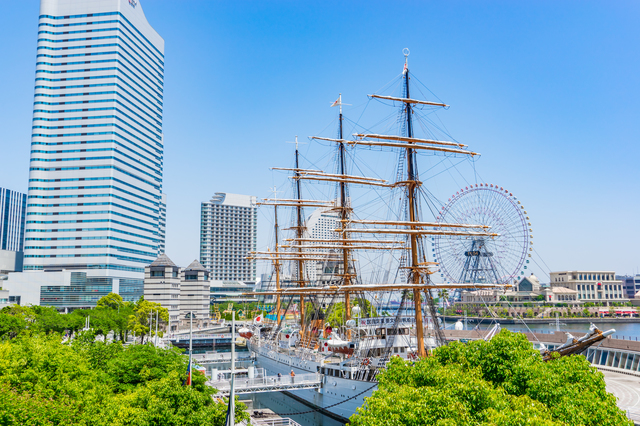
(200, 193, 257, 282)
(24, 0, 165, 279)
(0, 188, 27, 253)
(303, 206, 339, 283)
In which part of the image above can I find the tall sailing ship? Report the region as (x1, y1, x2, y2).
(246, 50, 504, 422)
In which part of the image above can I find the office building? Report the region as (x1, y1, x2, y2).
(24, 0, 165, 280)
(0, 188, 27, 252)
(200, 193, 257, 281)
(303, 207, 339, 283)
(210, 280, 257, 305)
(0, 288, 9, 309)
(0, 251, 24, 276)
(0, 268, 142, 310)
(619, 274, 640, 299)
(144, 253, 180, 326)
(0, 187, 27, 276)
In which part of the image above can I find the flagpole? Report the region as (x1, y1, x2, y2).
(189, 311, 193, 387)
(226, 310, 236, 426)
(155, 310, 159, 347)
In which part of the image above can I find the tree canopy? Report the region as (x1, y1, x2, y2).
(0, 296, 247, 425)
(350, 330, 630, 426)
(0, 333, 248, 426)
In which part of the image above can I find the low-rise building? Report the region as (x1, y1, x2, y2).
(0, 287, 9, 308)
(144, 254, 181, 328)
(550, 270, 626, 304)
(619, 274, 640, 299)
(180, 260, 210, 327)
(2, 270, 142, 311)
(143, 256, 212, 329)
(460, 273, 587, 308)
(210, 280, 257, 305)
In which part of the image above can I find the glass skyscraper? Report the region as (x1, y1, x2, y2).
(0, 188, 27, 252)
(24, 0, 165, 280)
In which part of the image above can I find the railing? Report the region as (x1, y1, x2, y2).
(164, 333, 233, 340)
(252, 418, 303, 426)
(624, 409, 640, 422)
(209, 373, 322, 395)
(193, 352, 253, 362)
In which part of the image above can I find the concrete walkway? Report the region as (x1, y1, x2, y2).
(602, 370, 640, 423)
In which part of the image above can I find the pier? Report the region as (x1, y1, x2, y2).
(209, 373, 322, 396)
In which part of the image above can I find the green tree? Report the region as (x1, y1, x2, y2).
(129, 297, 169, 343)
(325, 302, 346, 328)
(350, 330, 630, 426)
(0, 312, 26, 339)
(0, 333, 248, 426)
(97, 292, 124, 309)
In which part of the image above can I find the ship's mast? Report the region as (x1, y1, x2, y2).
(294, 137, 306, 331)
(272, 187, 282, 326)
(335, 95, 353, 335)
(402, 52, 427, 358)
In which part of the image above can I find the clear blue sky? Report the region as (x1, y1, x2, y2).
(1, 1, 639, 281)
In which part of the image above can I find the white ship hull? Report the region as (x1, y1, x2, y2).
(249, 340, 376, 422)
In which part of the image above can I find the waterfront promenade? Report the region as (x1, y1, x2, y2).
(603, 370, 640, 424)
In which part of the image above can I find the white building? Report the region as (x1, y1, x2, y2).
(550, 270, 626, 303)
(144, 254, 180, 325)
(200, 193, 257, 281)
(303, 206, 339, 283)
(210, 280, 257, 304)
(0, 288, 9, 309)
(180, 260, 210, 326)
(460, 274, 579, 306)
(23, 0, 165, 281)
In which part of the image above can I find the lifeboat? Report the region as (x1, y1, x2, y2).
(238, 327, 253, 339)
(321, 332, 355, 355)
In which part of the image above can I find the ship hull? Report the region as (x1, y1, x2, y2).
(250, 341, 376, 422)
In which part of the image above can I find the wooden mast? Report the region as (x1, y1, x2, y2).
(402, 52, 428, 359)
(272, 188, 282, 327)
(294, 137, 306, 332)
(336, 95, 353, 337)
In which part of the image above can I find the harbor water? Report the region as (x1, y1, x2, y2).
(444, 320, 640, 340)
(216, 320, 640, 426)
(249, 391, 347, 426)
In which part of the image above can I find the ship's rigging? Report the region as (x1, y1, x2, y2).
(248, 48, 505, 361)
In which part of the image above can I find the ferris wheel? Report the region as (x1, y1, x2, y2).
(433, 183, 532, 285)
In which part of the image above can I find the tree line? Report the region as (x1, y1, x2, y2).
(0, 294, 249, 426)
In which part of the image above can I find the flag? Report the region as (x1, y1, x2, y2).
(184, 360, 192, 386)
(402, 62, 408, 75)
(254, 313, 263, 325)
(331, 97, 340, 107)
